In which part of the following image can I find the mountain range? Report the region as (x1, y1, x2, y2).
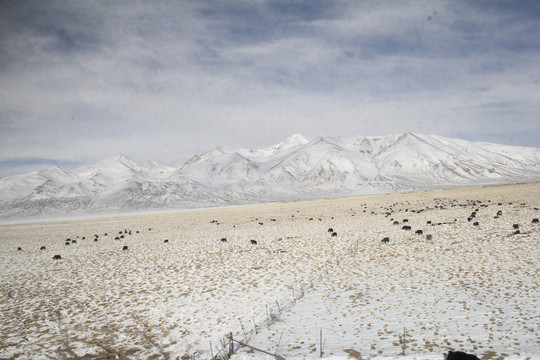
(2, 133, 540, 220)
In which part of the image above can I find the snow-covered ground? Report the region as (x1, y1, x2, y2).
(1, 183, 539, 360)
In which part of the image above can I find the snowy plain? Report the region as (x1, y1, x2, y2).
(1, 182, 539, 360)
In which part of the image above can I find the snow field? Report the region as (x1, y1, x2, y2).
(1, 183, 539, 360)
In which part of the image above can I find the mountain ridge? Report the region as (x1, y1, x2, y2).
(2, 133, 540, 220)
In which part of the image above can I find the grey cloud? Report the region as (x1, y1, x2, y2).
(0, 0, 539, 177)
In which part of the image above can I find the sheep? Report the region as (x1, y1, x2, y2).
(250, 240, 258, 245)
(53, 255, 62, 260)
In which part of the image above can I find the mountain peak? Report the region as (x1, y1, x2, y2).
(100, 154, 132, 165)
(284, 134, 311, 145)
(260, 134, 311, 156)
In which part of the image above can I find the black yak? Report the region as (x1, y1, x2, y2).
(444, 351, 480, 360)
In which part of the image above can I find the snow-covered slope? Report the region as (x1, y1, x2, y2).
(2, 133, 540, 219)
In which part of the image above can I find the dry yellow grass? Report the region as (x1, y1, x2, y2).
(1, 182, 539, 359)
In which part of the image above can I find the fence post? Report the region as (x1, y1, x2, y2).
(320, 329, 323, 357)
(229, 332, 234, 357)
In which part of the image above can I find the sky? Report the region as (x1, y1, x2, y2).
(1, 0, 540, 177)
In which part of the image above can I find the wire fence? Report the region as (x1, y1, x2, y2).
(203, 263, 336, 360)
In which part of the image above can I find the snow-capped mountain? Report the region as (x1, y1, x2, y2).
(2, 133, 540, 219)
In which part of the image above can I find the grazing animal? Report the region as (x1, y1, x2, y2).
(514, 230, 521, 235)
(415, 230, 423, 235)
(53, 255, 62, 260)
(402, 226, 411, 231)
(444, 351, 480, 360)
(473, 222, 479, 226)
(164, 239, 169, 243)
(94, 239, 98, 242)
(250, 240, 258, 245)
(513, 224, 519, 229)
(122, 246, 129, 250)
(221, 238, 227, 243)
(65, 242, 70, 246)
(331, 232, 337, 237)
(382, 237, 390, 243)
(17, 247, 22, 251)
(393, 221, 399, 225)
(71, 240, 76, 244)
(40, 246, 46, 250)
(403, 219, 409, 223)
(533, 218, 539, 224)
(328, 228, 334, 233)
(114, 237, 120, 240)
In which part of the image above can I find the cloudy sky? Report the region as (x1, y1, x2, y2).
(1, 0, 539, 177)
